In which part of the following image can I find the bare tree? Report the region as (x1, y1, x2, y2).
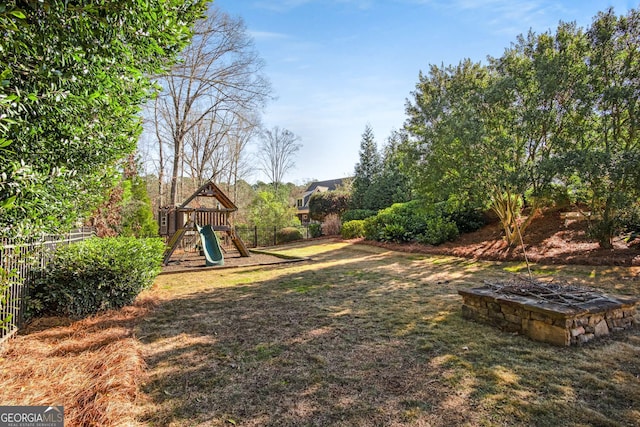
(183, 110, 233, 185)
(224, 114, 261, 202)
(257, 126, 302, 191)
(151, 5, 270, 206)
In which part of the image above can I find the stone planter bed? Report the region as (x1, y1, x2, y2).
(459, 277, 639, 346)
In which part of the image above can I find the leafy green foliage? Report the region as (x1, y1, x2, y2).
(416, 216, 459, 246)
(0, 267, 16, 330)
(440, 203, 485, 234)
(249, 188, 300, 230)
(0, 0, 207, 238)
(351, 127, 412, 212)
(29, 237, 164, 317)
(402, 8, 640, 248)
(363, 200, 458, 245)
(308, 223, 322, 238)
(341, 220, 365, 239)
(308, 191, 350, 221)
(341, 209, 377, 222)
(276, 227, 303, 244)
(119, 176, 158, 238)
(403, 60, 498, 209)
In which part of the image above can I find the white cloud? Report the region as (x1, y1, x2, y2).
(252, 0, 373, 12)
(249, 30, 290, 41)
(402, 0, 568, 36)
(251, 0, 314, 12)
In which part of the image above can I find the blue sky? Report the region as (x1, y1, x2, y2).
(216, 0, 638, 185)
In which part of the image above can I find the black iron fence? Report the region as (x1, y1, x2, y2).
(234, 225, 311, 248)
(0, 228, 95, 344)
(0, 225, 314, 344)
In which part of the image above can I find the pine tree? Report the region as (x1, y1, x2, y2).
(351, 125, 381, 210)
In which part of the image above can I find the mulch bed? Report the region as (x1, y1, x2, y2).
(161, 249, 305, 274)
(358, 210, 640, 266)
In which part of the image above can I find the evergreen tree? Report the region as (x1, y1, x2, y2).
(375, 130, 412, 208)
(351, 125, 381, 210)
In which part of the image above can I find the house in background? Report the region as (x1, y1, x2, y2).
(296, 178, 351, 223)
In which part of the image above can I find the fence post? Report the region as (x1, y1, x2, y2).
(253, 226, 258, 247)
(273, 226, 277, 246)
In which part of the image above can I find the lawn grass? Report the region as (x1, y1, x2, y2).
(137, 240, 640, 426)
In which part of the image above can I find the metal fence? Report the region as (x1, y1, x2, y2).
(0, 227, 95, 344)
(234, 225, 312, 248)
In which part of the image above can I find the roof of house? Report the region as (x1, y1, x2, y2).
(304, 178, 350, 193)
(297, 177, 352, 212)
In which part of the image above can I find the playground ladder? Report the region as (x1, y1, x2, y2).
(163, 227, 187, 265)
(228, 228, 250, 257)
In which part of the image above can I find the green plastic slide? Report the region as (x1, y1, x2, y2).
(196, 224, 224, 266)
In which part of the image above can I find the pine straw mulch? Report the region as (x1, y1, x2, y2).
(360, 210, 640, 266)
(0, 296, 158, 427)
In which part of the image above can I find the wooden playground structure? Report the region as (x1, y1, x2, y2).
(159, 180, 250, 265)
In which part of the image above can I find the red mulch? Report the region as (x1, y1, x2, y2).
(358, 210, 640, 266)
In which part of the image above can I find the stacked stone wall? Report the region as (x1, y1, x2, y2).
(459, 288, 638, 346)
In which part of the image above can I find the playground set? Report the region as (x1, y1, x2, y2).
(159, 180, 250, 266)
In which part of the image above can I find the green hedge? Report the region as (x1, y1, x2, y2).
(276, 227, 303, 244)
(341, 220, 365, 239)
(29, 237, 164, 317)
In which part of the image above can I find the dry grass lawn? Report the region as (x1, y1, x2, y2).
(137, 240, 640, 426)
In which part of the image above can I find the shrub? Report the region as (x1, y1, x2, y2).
(29, 237, 164, 318)
(363, 200, 459, 245)
(308, 223, 322, 238)
(276, 227, 303, 244)
(341, 209, 377, 222)
(341, 220, 365, 239)
(363, 201, 426, 242)
(434, 200, 485, 234)
(119, 177, 158, 237)
(322, 214, 341, 235)
(417, 216, 459, 245)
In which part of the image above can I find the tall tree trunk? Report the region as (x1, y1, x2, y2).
(169, 133, 183, 206)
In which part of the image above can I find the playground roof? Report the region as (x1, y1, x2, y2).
(179, 180, 238, 211)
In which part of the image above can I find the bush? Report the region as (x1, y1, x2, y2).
(618, 201, 640, 243)
(341, 209, 377, 222)
(119, 177, 158, 237)
(363, 201, 426, 242)
(341, 220, 365, 239)
(417, 216, 459, 245)
(322, 214, 341, 235)
(308, 223, 322, 238)
(434, 200, 485, 234)
(29, 237, 164, 318)
(276, 227, 303, 244)
(363, 200, 459, 245)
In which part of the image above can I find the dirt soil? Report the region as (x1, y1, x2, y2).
(161, 249, 302, 274)
(361, 210, 640, 266)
